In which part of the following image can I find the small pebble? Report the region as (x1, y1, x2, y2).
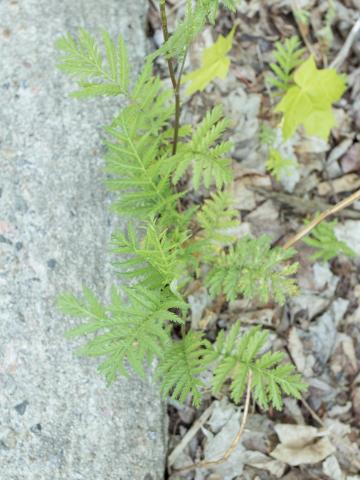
(47, 258, 57, 269)
(15, 400, 29, 416)
(0, 235, 12, 245)
(30, 423, 42, 434)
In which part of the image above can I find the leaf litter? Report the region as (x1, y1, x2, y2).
(147, 0, 360, 478)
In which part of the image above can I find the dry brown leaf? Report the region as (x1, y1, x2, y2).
(318, 173, 360, 195)
(335, 220, 360, 256)
(246, 451, 286, 478)
(340, 142, 360, 173)
(246, 200, 285, 238)
(322, 455, 344, 480)
(288, 327, 308, 374)
(270, 424, 335, 466)
(330, 333, 358, 378)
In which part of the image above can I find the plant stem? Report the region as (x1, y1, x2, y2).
(283, 187, 360, 250)
(174, 372, 253, 473)
(160, 1, 177, 90)
(159, 0, 183, 155)
(172, 51, 187, 155)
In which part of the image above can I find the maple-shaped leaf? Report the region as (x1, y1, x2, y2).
(183, 27, 235, 95)
(275, 56, 346, 140)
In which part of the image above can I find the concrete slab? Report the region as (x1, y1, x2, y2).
(0, 1, 166, 479)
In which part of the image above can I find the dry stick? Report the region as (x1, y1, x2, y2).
(173, 372, 253, 474)
(168, 402, 216, 468)
(330, 16, 360, 70)
(301, 398, 325, 427)
(283, 187, 360, 250)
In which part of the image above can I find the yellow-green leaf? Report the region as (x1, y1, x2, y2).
(275, 56, 346, 140)
(183, 27, 235, 95)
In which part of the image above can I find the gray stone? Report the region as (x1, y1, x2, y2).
(0, 1, 167, 479)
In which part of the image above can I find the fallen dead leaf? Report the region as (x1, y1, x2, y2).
(318, 173, 360, 195)
(288, 327, 308, 374)
(324, 418, 360, 473)
(246, 451, 286, 478)
(335, 220, 360, 256)
(330, 333, 358, 378)
(340, 142, 360, 173)
(188, 287, 211, 330)
(322, 454, 344, 480)
(246, 200, 285, 239)
(270, 424, 335, 466)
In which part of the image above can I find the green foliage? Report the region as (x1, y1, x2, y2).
(112, 221, 190, 290)
(183, 27, 235, 95)
(206, 235, 298, 304)
(266, 148, 297, 181)
(106, 120, 181, 221)
(57, 286, 185, 382)
(275, 56, 347, 139)
(172, 105, 233, 189)
(158, 331, 209, 407)
(155, 1, 208, 62)
(105, 69, 181, 220)
(259, 123, 277, 146)
(56, 20, 310, 412)
(293, 8, 310, 26)
(317, 0, 336, 46)
(204, 321, 307, 409)
(196, 191, 239, 244)
(303, 219, 356, 262)
(268, 36, 304, 92)
(56, 29, 129, 97)
(156, 0, 239, 64)
(199, 0, 238, 23)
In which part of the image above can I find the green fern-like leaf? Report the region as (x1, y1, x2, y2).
(303, 219, 356, 262)
(102, 58, 188, 222)
(157, 330, 209, 407)
(196, 191, 239, 244)
(172, 106, 233, 189)
(268, 36, 304, 92)
(205, 235, 299, 304)
(112, 221, 190, 289)
(58, 286, 185, 382)
(155, 2, 207, 61)
(199, 0, 238, 23)
(56, 29, 130, 97)
(259, 123, 277, 146)
(106, 120, 181, 222)
(203, 321, 307, 409)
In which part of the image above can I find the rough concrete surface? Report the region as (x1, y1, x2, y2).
(0, 1, 167, 479)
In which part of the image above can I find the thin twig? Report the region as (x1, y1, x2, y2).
(330, 16, 360, 70)
(283, 187, 360, 250)
(168, 402, 216, 467)
(173, 372, 253, 474)
(301, 398, 325, 426)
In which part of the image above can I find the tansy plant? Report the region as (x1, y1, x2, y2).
(56, 1, 355, 420)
